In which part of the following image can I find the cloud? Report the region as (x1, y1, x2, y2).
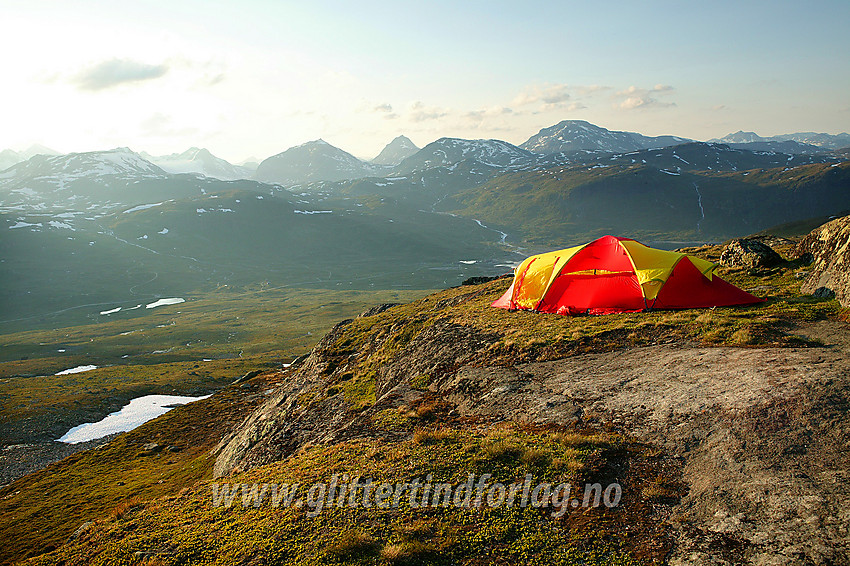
(354, 101, 398, 119)
(408, 101, 448, 122)
(373, 103, 399, 119)
(513, 83, 603, 112)
(513, 83, 573, 107)
(464, 106, 513, 121)
(74, 59, 169, 91)
(613, 84, 676, 110)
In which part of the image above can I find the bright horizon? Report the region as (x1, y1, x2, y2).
(2, 0, 849, 163)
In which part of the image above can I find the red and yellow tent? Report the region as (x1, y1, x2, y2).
(492, 235, 763, 315)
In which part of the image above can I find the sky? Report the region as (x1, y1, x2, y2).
(2, 0, 849, 163)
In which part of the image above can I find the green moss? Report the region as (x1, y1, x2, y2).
(409, 373, 433, 389)
(28, 425, 669, 566)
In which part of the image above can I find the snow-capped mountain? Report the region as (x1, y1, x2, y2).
(396, 138, 536, 173)
(598, 142, 836, 173)
(712, 131, 766, 144)
(144, 147, 254, 181)
(712, 130, 850, 151)
(372, 135, 420, 166)
(254, 139, 387, 186)
(0, 148, 179, 214)
(520, 120, 690, 154)
(778, 132, 850, 149)
(0, 147, 166, 184)
(0, 144, 61, 171)
(0, 150, 20, 171)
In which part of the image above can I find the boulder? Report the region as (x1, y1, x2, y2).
(796, 215, 850, 306)
(358, 303, 399, 318)
(67, 521, 93, 541)
(719, 238, 784, 269)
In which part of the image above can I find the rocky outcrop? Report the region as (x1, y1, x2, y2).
(720, 238, 784, 269)
(213, 281, 850, 564)
(797, 215, 850, 306)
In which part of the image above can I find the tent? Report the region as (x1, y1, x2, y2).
(492, 235, 763, 315)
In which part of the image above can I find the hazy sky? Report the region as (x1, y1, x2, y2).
(2, 0, 849, 162)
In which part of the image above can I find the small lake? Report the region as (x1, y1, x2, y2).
(58, 394, 210, 444)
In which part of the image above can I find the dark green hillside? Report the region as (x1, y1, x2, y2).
(1, 188, 512, 331)
(595, 142, 835, 172)
(445, 161, 850, 246)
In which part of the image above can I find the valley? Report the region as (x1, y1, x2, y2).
(1, 119, 849, 565)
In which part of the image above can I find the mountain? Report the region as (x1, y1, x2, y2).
(395, 137, 537, 174)
(0, 149, 514, 328)
(777, 131, 850, 149)
(238, 157, 260, 171)
(713, 130, 850, 151)
(254, 140, 386, 186)
(372, 135, 420, 165)
(724, 140, 826, 155)
(442, 159, 850, 245)
(144, 147, 253, 181)
(0, 150, 20, 171)
(713, 130, 766, 144)
(0, 144, 61, 170)
(0, 148, 178, 214)
(0, 147, 165, 181)
(520, 119, 690, 154)
(595, 142, 835, 173)
(2, 125, 849, 329)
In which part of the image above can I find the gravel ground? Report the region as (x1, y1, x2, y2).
(0, 434, 119, 488)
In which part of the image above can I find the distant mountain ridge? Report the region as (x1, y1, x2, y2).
(712, 130, 850, 150)
(372, 135, 419, 166)
(2, 122, 849, 330)
(143, 147, 255, 181)
(520, 120, 690, 154)
(0, 147, 166, 183)
(395, 137, 537, 174)
(254, 140, 389, 186)
(0, 144, 60, 170)
(5, 121, 849, 185)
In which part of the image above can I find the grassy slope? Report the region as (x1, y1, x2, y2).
(0, 371, 288, 564)
(1, 244, 845, 565)
(0, 288, 431, 444)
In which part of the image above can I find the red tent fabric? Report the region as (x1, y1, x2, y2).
(493, 235, 764, 315)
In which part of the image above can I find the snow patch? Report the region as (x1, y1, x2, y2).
(55, 365, 98, 375)
(123, 202, 164, 214)
(9, 221, 42, 229)
(146, 298, 185, 309)
(100, 306, 122, 315)
(58, 394, 211, 443)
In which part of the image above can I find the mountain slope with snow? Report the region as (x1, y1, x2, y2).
(395, 137, 537, 173)
(144, 148, 253, 181)
(254, 140, 388, 186)
(372, 135, 420, 166)
(0, 145, 62, 171)
(712, 130, 850, 151)
(520, 120, 690, 154)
